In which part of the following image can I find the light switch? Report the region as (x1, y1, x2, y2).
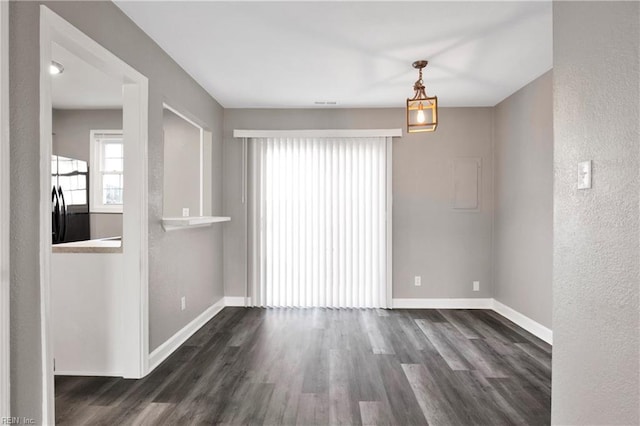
(578, 160, 592, 190)
(182, 207, 190, 217)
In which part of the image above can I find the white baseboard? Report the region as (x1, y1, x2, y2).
(392, 298, 493, 309)
(492, 299, 553, 345)
(148, 297, 225, 373)
(54, 370, 122, 377)
(224, 296, 250, 307)
(391, 297, 552, 345)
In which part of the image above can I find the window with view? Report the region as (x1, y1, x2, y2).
(90, 130, 124, 213)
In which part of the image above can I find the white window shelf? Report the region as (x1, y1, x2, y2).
(161, 216, 231, 231)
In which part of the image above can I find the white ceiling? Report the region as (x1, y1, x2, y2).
(51, 42, 123, 109)
(114, 1, 552, 108)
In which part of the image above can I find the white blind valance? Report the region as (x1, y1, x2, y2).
(234, 129, 402, 139)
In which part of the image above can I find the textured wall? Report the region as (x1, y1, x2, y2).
(52, 108, 123, 239)
(552, 2, 640, 424)
(52, 108, 122, 161)
(223, 108, 494, 301)
(9, 2, 42, 420)
(10, 1, 224, 419)
(493, 71, 553, 328)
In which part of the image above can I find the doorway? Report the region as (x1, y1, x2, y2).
(242, 129, 397, 309)
(39, 6, 149, 423)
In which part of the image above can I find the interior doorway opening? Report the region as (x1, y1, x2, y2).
(39, 6, 149, 423)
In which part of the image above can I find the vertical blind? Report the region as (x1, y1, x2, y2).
(249, 136, 388, 308)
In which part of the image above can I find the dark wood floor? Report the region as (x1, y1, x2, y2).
(55, 307, 551, 425)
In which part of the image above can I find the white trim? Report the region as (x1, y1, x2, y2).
(161, 216, 230, 231)
(392, 298, 494, 309)
(54, 370, 122, 377)
(163, 102, 202, 130)
(39, 11, 55, 423)
(492, 299, 553, 344)
(391, 298, 553, 344)
(199, 127, 204, 216)
(121, 81, 149, 379)
(0, 0, 10, 418)
(233, 129, 403, 139)
(224, 296, 249, 307)
(148, 298, 225, 372)
(40, 7, 149, 422)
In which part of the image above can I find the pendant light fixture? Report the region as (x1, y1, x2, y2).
(406, 60, 438, 133)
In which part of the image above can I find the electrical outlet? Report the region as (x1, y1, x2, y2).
(414, 276, 421, 286)
(182, 208, 190, 217)
(181, 296, 186, 311)
(473, 281, 480, 292)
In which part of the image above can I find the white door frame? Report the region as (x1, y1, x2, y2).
(39, 6, 149, 423)
(0, 0, 10, 419)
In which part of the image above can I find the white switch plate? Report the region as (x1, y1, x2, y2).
(182, 208, 190, 217)
(578, 160, 592, 190)
(181, 296, 186, 311)
(473, 281, 480, 292)
(414, 276, 421, 286)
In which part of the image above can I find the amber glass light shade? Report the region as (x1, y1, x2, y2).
(406, 96, 438, 133)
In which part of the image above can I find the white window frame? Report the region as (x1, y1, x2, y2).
(90, 129, 124, 213)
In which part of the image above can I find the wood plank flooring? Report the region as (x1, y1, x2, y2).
(55, 308, 551, 425)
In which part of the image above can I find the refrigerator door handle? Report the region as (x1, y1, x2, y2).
(58, 186, 67, 242)
(52, 186, 60, 243)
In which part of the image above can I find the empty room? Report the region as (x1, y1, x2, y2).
(2, 1, 639, 425)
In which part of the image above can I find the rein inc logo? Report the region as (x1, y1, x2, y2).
(1, 418, 35, 425)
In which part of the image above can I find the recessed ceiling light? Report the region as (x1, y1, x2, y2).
(49, 61, 64, 75)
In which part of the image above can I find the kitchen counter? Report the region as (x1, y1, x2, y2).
(52, 237, 122, 254)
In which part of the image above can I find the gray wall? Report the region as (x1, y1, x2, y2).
(10, 1, 224, 420)
(52, 108, 121, 161)
(493, 72, 553, 328)
(89, 213, 122, 240)
(162, 108, 201, 218)
(223, 108, 494, 300)
(553, 2, 639, 424)
(52, 108, 123, 239)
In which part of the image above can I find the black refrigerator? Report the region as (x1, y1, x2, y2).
(52, 155, 90, 244)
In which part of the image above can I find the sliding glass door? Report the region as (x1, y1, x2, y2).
(248, 136, 389, 308)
